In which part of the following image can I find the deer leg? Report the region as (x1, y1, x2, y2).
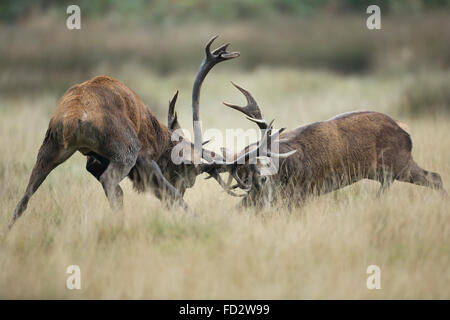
(148, 160, 191, 212)
(376, 171, 393, 198)
(10, 136, 74, 229)
(99, 156, 136, 211)
(86, 154, 123, 206)
(398, 160, 447, 196)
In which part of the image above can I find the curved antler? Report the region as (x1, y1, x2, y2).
(223, 82, 266, 127)
(223, 82, 273, 153)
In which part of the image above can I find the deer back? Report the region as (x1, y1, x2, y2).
(49, 76, 172, 158)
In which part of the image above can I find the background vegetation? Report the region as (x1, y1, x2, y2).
(0, 0, 449, 299)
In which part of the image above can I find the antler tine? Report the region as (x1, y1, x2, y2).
(202, 138, 213, 146)
(268, 126, 285, 141)
(245, 116, 266, 126)
(230, 81, 259, 110)
(208, 170, 248, 197)
(205, 35, 219, 58)
(213, 43, 230, 55)
(223, 102, 248, 115)
(267, 149, 297, 158)
(168, 90, 179, 129)
(268, 119, 275, 129)
(223, 82, 272, 131)
(168, 90, 178, 115)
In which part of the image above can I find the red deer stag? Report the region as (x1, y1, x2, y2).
(206, 83, 447, 207)
(9, 36, 245, 228)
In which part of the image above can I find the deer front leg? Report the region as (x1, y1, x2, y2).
(99, 162, 129, 211)
(148, 160, 191, 212)
(86, 155, 124, 207)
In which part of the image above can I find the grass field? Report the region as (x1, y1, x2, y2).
(0, 66, 449, 299)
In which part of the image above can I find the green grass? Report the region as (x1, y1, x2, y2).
(400, 73, 450, 117)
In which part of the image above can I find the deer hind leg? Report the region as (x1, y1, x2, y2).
(397, 159, 447, 196)
(10, 135, 75, 228)
(86, 154, 123, 206)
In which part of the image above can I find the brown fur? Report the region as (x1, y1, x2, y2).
(10, 36, 240, 228)
(236, 111, 447, 207)
(9, 76, 198, 228)
(51, 76, 171, 157)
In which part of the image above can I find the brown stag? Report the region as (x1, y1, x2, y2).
(9, 36, 248, 228)
(206, 83, 447, 208)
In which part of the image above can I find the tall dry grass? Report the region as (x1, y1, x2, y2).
(0, 67, 449, 299)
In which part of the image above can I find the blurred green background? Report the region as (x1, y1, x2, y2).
(0, 0, 449, 117)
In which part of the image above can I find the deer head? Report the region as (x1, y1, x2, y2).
(161, 36, 241, 195)
(198, 82, 296, 198)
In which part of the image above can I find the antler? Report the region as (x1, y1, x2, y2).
(206, 170, 249, 197)
(168, 90, 180, 130)
(205, 125, 295, 168)
(223, 82, 273, 149)
(192, 36, 240, 163)
(222, 83, 297, 161)
(223, 82, 267, 128)
(201, 83, 297, 196)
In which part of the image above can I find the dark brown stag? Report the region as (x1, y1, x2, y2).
(207, 84, 447, 207)
(9, 36, 247, 228)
